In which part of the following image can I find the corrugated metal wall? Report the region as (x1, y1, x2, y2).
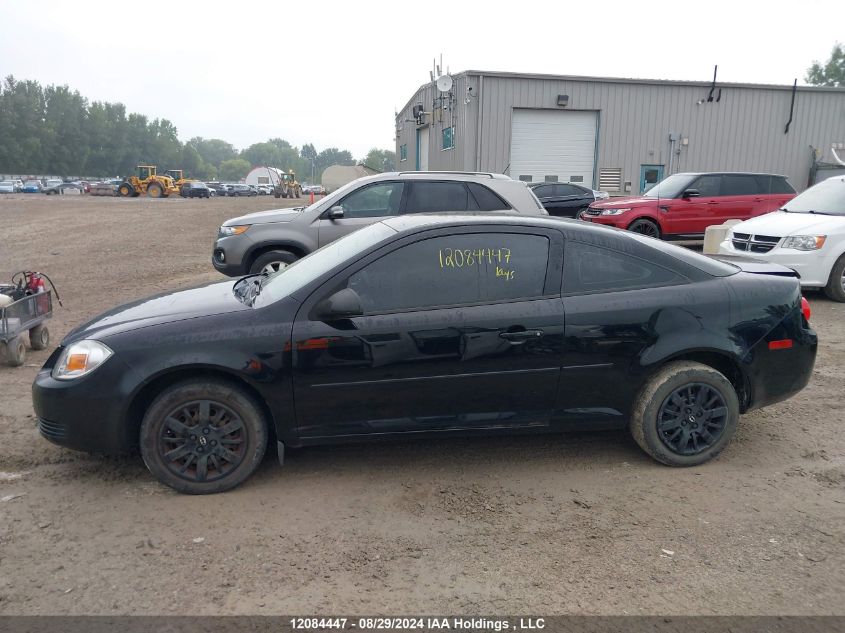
(396, 72, 845, 192)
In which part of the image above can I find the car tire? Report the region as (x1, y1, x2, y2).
(139, 379, 269, 494)
(628, 218, 661, 239)
(249, 250, 300, 275)
(29, 324, 49, 350)
(630, 361, 739, 467)
(823, 254, 845, 302)
(1, 336, 26, 367)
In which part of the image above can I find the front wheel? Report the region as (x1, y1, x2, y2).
(139, 380, 268, 494)
(630, 361, 739, 466)
(29, 324, 49, 350)
(249, 249, 299, 275)
(823, 254, 845, 302)
(628, 218, 661, 239)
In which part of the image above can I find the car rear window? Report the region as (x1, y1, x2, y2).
(721, 175, 758, 196)
(405, 181, 470, 213)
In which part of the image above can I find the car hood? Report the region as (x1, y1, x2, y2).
(729, 211, 845, 237)
(590, 196, 656, 209)
(223, 207, 307, 226)
(63, 281, 249, 343)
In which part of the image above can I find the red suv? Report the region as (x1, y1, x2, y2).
(581, 172, 796, 239)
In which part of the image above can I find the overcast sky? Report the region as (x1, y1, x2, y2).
(2, 0, 842, 158)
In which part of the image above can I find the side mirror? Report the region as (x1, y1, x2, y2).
(681, 189, 701, 198)
(328, 205, 344, 219)
(314, 287, 362, 320)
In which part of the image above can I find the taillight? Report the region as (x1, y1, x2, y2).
(801, 296, 811, 322)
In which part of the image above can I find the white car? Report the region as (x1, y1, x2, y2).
(0, 180, 17, 193)
(718, 176, 845, 301)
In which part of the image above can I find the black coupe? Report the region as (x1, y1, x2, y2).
(33, 215, 817, 493)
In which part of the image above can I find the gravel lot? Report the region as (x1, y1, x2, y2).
(0, 193, 843, 615)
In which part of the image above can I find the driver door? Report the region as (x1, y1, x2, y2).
(316, 181, 405, 247)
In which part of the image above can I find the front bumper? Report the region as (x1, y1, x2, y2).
(579, 212, 626, 228)
(717, 238, 835, 287)
(32, 351, 141, 454)
(212, 235, 252, 277)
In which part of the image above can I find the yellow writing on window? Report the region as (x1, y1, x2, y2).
(438, 247, 515, 280)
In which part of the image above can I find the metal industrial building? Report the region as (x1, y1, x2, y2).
(395, 70, 845, 194)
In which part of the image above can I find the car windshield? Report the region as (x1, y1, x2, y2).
(24, 180, 39, 186)
(251, 222, 397, 307)
(643, 174, 695, 198)
(782, 177, 845, 216)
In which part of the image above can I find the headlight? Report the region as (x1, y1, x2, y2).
(594, 191, 610, 200)
(52, 340, 113, 380)
(600, 208, 631, 216)
(782, 235, 826, 251)
(218, 224, 250, 238)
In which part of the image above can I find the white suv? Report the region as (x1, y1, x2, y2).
(718, 176, 845, 301)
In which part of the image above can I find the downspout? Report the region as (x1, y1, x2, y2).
(475, 74, 484, 171)
(784, 79, 797, 134)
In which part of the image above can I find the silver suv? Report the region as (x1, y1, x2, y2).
(213, 171, 548, 276)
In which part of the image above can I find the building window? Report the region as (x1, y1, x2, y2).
(544, 175, 558, 182)
(399, 144, 407, 162)
(518, 175, 532, 182)
(599, 168, 623, 192)
(570, 175, 584, 183)
(442, 126, 454, 150)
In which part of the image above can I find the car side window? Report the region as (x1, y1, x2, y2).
(404, 181, 471, 213)
(467, 183, 510, 211)
(348, 233, 551, 313)
(564, 241, 686, 295)
(532, 185, 552, 198)
(689, 175, 721, 197)
(721, 175, 758, 196)
(338, 182, 404, 218)
(771, 177, 795, 194)
(556, 184, 579, 197)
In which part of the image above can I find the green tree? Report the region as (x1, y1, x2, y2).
(806, 43, 845, 87)
(363, 148, 396, 172)
(219, 158, 251, 181)
(315, 147, 355, 181)
(187, 137, 238, 169)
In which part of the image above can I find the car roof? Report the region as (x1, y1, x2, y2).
(673, 171, 789, 178)
(352, 171, 513, 186)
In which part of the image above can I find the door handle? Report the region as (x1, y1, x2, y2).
(500, 329, 544, 342)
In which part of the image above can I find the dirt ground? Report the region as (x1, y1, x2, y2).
(0, 193, 843, 616)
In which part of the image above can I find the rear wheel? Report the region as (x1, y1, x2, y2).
(118, 183, 134, 197)
(1, 336, 26, 367)
(29, 324, 49, 350)
(249, 249, 299, 275)
(630, 361, 739, 466)
(823, 255, 845, 302)
(628, 218, 661, 239)
(139, 380, 268, 494)
(147, 183, 164, 198)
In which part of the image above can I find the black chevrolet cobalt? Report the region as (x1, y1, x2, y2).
(33, 215, 817, 493)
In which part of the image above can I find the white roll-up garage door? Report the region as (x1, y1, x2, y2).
(509, 109, 597, 185)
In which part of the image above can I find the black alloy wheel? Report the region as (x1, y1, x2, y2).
(157, 399, 247, 484)
(628, 219, 660, 238)
(656, 383, 729, 456)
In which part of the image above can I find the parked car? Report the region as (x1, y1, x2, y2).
(529, 182, 609, 217)
(213, 171, 547, 276)
(12, 179, 24, 192)
(22, 180, 43, 193)
(44, 182, 84, 195)
(581, 172, 796, 239)
(43, 179, 63, 190)
(33, 214, 817, 493)
(718, 175, 845, 301)
(0, 180, 17, 194)
(180, 182, 211, 199)
(228, 184, 257, 197)
(206, 183, 226, 196)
